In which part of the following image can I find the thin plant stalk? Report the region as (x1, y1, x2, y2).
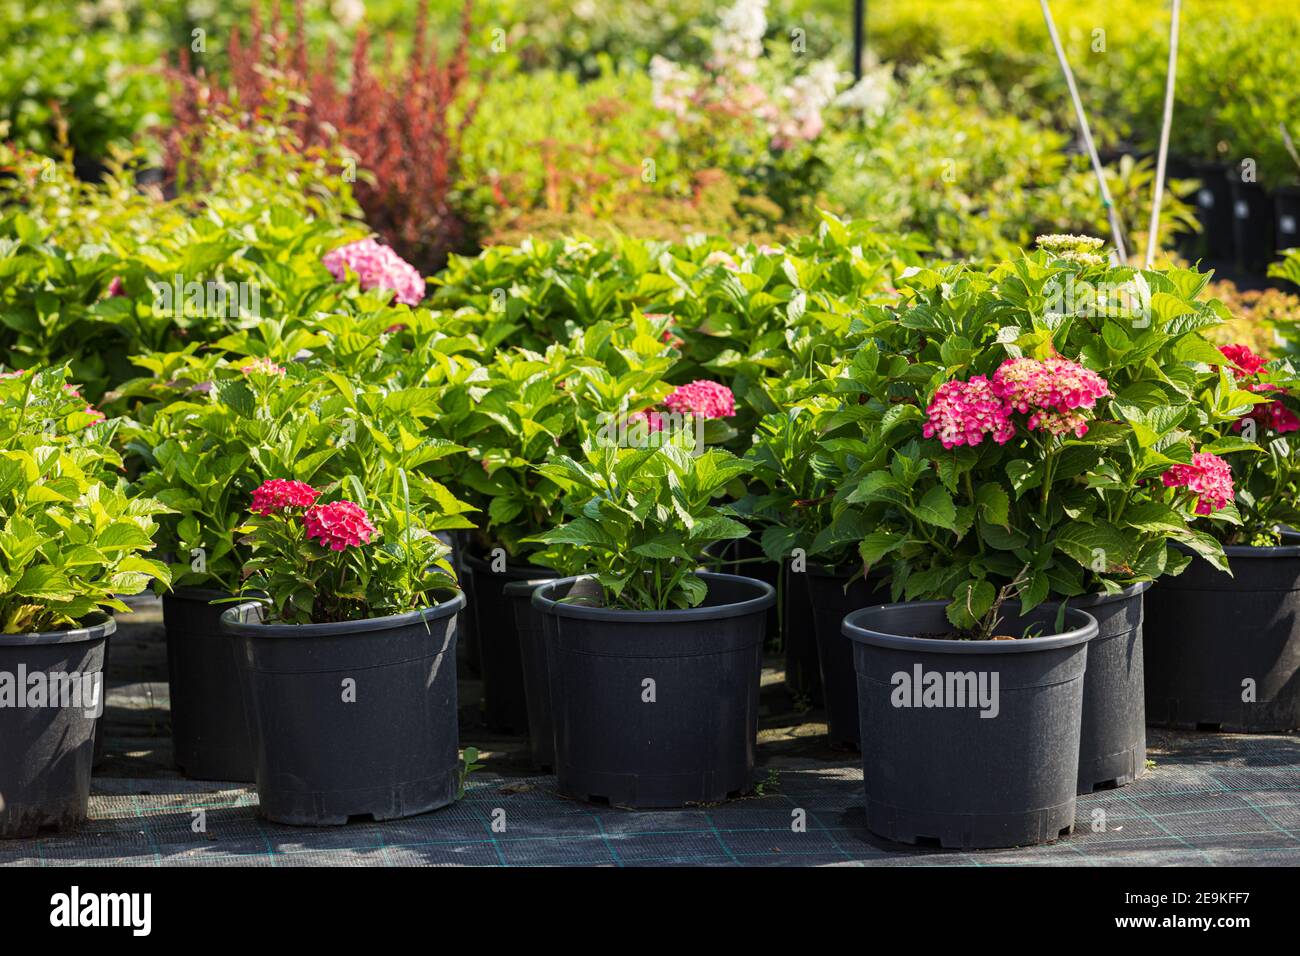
(1145, 0, 1182, 268)
(1039, 0, 1129, 263)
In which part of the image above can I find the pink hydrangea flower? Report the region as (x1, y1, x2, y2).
(322, 238, 425, 307)
(251, 479, 320, 515)
(1161, 452, 1235, 515)
(240, 358, 287, 376)
(922, 376, 1016, 449)
(991, 357, 1110, 418)
(304, 500, 376, 551)
(628, 409, 667, 432)
(1026, 408, 1091, 439)
(663, 380, 735, 419)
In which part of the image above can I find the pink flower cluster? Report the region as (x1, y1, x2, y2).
(662, 380, 736, 418)
(240, 358, 287, 376)
(924, 357, 1111, 449)
(251, 479, 320, 515)
(1217, 344, 1300, 436)
(304, 500, 377, 551)
(922, 376, 1015, 449)
(322, 238, 425, 307)
(991, 357, 1110, 438)
(1161, 452, 1235, 515)
(249, 480, 376, 551)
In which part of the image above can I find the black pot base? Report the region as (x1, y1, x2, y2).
(1077, 743, 1144, 794)
(256, 769, 459, 827)
(867, 797, 1077, 850)
(556, 773, 756, 811)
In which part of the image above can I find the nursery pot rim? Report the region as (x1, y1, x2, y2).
(1066, 580, 1152, 608)
(166, 585, 237, 602)
(807, 560, 885, 580)
(501, 577, 561, 599)
(462, 551, 557, 576)
(219, 589, 465, 639)
(1171, 536, 1300, 561)
(0, 610, 116, 647)
(532, 570, 775, 622)
(842, 600, 1098, 654)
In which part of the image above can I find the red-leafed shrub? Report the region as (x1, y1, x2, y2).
(164, 0, 480, 272)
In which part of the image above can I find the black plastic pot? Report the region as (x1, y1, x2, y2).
(805, 563, 888, 747)
(1190, 162, 1234, 260)
(782, 561, 823, 705)
(704, 537, 781, 650)
(1274, 186, 1300, 254)
(451, 532, 480, 676)
(1145, 543, 1300, 732)
(221, 592, 466, 826)
(1229, 176, 1275, 274)
(163, 587, 254, 781)
(1, 614, 114, 839)
(463, 553, 557, 734)
(533, 572, 774, 808)
(1073, 583, 1150, 794)
(843, 601, 1098, 849)
(503, 577, 560, 771)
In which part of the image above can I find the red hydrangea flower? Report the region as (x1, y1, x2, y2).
(1217, 344, 1268, 378)
(1214, 344, 1299, 435)
(251, 479, 320, 515)
(922, 376, 1016, 449)
(1235, 399, 1300, 435)
(304, 500, 376, 551)
(1161, 452, 1235, 515)
(322, 238, 426, 307)
(662, 380, 735, 418)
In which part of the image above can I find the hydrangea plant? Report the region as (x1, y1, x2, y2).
(236, 475, 458, 625)
(821, 240, 1251, 636)
(1177, 342, 1300, 546)
(0, 366, 170, 633)
(532, 439, 754, 610)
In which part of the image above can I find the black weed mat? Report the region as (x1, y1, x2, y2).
(4, 598, 1298, 867)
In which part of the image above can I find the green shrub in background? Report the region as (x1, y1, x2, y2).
(870, 0, 1300, 187)
(0, 116, 366, 401)
(0, 1, 168, 165)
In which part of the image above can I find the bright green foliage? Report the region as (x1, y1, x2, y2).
(0, 366, 170, 633)
(237, 473, 459, 626)
(534, 441, 753, 610)
(121, 342, 477, 595)
(813, 245, 1253, 634)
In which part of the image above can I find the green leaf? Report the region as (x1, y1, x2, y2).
(912, 485, 958, 531)
(946, 578, 994, 630)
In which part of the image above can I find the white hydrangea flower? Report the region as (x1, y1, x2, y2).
(835, 68, 894, 118)
(712, 0, 768, 73)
